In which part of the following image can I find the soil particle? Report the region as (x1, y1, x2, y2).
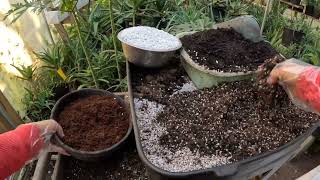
(180, 28, 279, 72)
(131, 60, 188, 104)
(57, 95, 129, 151)
(256, 55, 287, 108)
(157, 80, 319, 162)
(63, 141, 148, 180)
(131, 59, 320, 172)
(134, 98, 230, 172)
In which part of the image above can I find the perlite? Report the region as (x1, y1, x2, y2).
(118, 26, 181, 51)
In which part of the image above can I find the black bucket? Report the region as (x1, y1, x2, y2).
(51, 88, 133, 161)
(305, 5, 314, 17)
(314, 9, 320, 19)
(282, 27, 305, 47)
(127, 62, 320, 180)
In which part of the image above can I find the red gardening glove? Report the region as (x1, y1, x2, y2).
(0, 120, 67, 179)
(268, 58, 320, 113)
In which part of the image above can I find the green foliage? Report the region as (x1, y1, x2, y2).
(11, 64, 36, 81)
(60, 0, 78, 12)
(5, 0, 48, 23)
(303, 48, 320, 65)
(286, 15, 312, 33)
(36, 43, 66, 70)
(23, 87, 54, 121)
(7, 0, 320, 123)
(225, 0, 249, 19)
(306, 0, 317, 6)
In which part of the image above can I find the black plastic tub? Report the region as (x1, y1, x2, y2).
(282, 27, 305, 47)
(305, 5, 314, 17)
(127, 62, 320, 180)
(51, 88, 133, 162)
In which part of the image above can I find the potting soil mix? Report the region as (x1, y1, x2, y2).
(180, 28, 279, 72)
(132, 56, 320, 172)
(57, 95, 129, 151)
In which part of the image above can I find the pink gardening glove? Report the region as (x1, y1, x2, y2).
(0, 119, 68, 179)
(268, 58, 320, 114)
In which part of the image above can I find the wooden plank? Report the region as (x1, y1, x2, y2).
(280, 0, 304, 9)
(0, 115, 13, 133)
(54, 24, 70, 44)
(297, 165, 320, 180)
(0, 91, 22, 127)
(33, 153, 51, 180)
(52, 155, 64, 180)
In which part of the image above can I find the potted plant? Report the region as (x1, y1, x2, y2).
(282, 16, 309, 46)
(211, 0, 227, 19)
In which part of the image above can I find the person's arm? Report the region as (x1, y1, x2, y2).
(0, 120, 66, 179)
(268, 58, 320, 113)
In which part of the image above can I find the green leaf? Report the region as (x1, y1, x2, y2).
(93, 22, 99, 35)
(60, 0, 78, 12)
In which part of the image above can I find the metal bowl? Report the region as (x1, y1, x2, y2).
(117, 28, 182, 68)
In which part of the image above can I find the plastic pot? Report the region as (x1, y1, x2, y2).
(127, 62, 320, 180)
(52, 84, 70, 101)
(212, 7, 226, 18)
(51, 88, 133, 161)
(282, 27, 305, 47)
(176, 15, 263, 89)
(290, 0, 301, 5)
(313, 8, 320, 19)
(180, 49, 254, 89)
(305, 5, 314, 16)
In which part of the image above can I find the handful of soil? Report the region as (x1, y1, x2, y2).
(180, 28, 278, 72)
(57, 95, 129, 151)
(256, 55, 286, 108)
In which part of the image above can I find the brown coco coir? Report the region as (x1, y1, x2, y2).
(58, 95, 129, 151)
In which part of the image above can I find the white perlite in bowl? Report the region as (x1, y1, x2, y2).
(134, 98, 230, 172)
(118, 26, 182, 51)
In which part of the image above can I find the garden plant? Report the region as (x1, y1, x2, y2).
(4, 0, 320, 179)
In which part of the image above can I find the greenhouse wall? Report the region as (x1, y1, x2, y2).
(0, 0, 53, 119)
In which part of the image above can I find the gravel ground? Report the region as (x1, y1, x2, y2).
(118, 26, 181, 51)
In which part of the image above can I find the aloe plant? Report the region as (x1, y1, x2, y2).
(11, 64, 36, 82)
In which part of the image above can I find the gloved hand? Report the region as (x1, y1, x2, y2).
(0, 119, 68, 179)
(268, 58, 320, 113)
(31, 119, 68, 156)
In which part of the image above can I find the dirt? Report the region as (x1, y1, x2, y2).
(131, 59, 188, 105)
(131, 59, 320, 164)
(63, 139, 149, 180)
(57, 95, 129, 151)
(256, 55, 287, 107)
(157, 80, 320, 161)
(180, 28, 279, 72)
